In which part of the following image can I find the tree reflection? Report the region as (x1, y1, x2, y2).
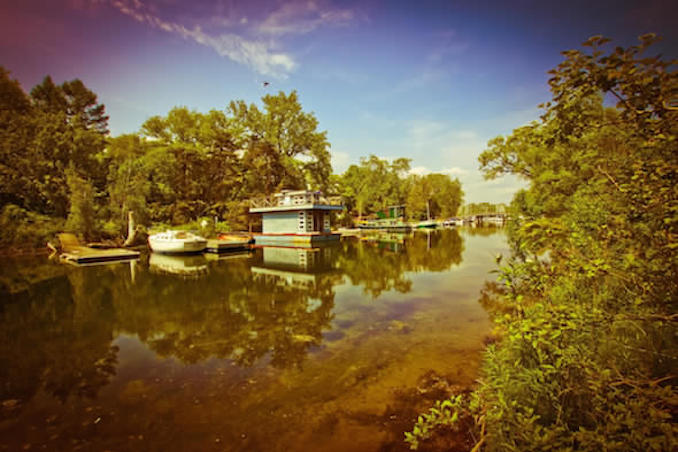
(0, 271, 118, 419)
(0, 229, 465, 408)
(338, 228, 464, 297)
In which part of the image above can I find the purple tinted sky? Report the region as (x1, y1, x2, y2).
(1, 0, 676, 202)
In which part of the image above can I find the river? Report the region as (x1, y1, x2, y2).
(0, 227, 507, 452)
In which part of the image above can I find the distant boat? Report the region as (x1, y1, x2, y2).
(415, 220, 437, 229)
(443, 217, 463, 227)
(358, 219, 412, 231)
(148, 230, 207, 254)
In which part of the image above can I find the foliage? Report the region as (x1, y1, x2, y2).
(0, 69, 108, 218)
(405, 394, 479, 450)
(64, 167, 97, 240)
(337, 155, 463, 221)
(138, 107, 243, 223)
(406, 173, 463, 220)
(229, 90, 332, 193)
(338, 155, 411, 217)
(459, 202, 508, 216)
(408, 35, 677, 451)
(0, 204, 64, 249)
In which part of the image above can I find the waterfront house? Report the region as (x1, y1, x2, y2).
(249, 190, 343, 246)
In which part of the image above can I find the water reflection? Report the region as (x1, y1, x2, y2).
(0, 228, 498, 451)
(148, 253, 209, 277)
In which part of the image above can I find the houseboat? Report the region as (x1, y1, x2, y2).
(249, 190, 343, 246)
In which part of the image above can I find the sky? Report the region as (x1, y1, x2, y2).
(1, 0, 676, 203)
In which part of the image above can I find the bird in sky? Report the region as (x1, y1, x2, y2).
(263, 81, 270, 87)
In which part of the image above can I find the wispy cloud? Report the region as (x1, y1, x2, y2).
(103, 0, 359, 78)
(109, 0, 296, 77)
(258, 1, 356, 36)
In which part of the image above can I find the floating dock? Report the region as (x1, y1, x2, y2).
(60, 246, 140, 265)
(252, 232, 340, 247)
(205, 237, 252, 253)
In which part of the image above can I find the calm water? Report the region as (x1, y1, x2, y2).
(0, 227, 507, 452)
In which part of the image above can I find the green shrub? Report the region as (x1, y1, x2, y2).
(0, 204, 64, 249)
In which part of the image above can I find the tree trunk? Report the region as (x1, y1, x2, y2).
(123, 211, 136, 247)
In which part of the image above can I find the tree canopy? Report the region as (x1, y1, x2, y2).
(337, 155, 464, 221)
(0, 70, 108, 220)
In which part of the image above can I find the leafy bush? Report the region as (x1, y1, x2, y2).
(407, 35, 677, 451)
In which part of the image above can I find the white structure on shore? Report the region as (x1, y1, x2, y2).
(249, 190, 343, 246)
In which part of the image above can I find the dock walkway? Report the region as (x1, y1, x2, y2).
(58, 233, 140, 265)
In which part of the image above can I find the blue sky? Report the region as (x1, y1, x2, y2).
(1, 0, 676, 202)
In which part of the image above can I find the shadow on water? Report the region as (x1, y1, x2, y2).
(0, 227, 505, 452)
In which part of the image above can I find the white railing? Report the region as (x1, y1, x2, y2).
(250, 194, 342, 209)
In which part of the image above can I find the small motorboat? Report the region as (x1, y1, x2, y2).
(148, 230, 207, 254)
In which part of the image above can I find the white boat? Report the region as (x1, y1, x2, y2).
(148, 230, 207, 254)
(443, 217, 463, 227)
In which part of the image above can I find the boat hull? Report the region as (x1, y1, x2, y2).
(148, 238, 207, 254)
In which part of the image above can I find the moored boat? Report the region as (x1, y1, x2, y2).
(415, 220, 438, 229)
(148, 230, 207, 254)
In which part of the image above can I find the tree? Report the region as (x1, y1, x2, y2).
(0, 73, 108, 218)
(339, 155, 412, 218)
(105, 134, 152, 234)
(65, 166, 96, 240)
(229, 91, 332, 193)
(406, 173, 463, 220)
(139, 107, 242, 223)
(0, 67, 33, 209)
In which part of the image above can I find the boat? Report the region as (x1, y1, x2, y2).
(148, 230, 207, 254)
(415, 220, 438, 229)
(357, 219, 412, 232)
(443, 217, 463, 227)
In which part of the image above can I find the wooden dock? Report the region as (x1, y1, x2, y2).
(205, 237, 252, 253)
(58, 233, 140, 265)
(60, 246, 140, 265)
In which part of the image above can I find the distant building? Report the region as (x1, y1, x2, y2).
(249, 190, 343, 246)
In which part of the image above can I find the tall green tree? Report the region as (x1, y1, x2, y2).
(0, 68, 33, 210)
(406, 173, 463, 220)
(65, 166, 96, 240)
(0, 70, 108, 218)
(339, 155, 412, 218)
(139, 107, 241, 223)
(229, 90, 332, 193)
